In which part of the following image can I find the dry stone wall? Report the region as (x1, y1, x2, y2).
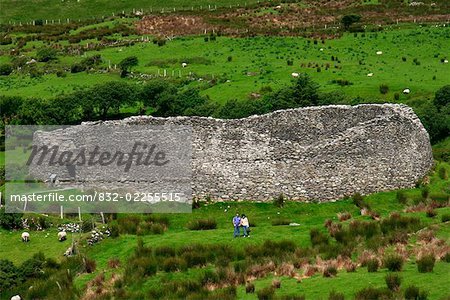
(31, 104, 434, 201)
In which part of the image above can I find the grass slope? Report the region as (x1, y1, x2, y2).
(0, 0, 258, 23)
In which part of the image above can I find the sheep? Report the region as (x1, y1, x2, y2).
(403, 88, 411, 94)
(367, 73, 373, 77)
(10, 295, 21, 300)
(291, 72, 299, 78)
(181, 62, 188, 68)
(58, 231, 67, 242)
(21, 232, 30, 242)
(376, 51, 383, 55)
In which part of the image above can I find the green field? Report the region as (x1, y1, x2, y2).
(1, 25, 448, 104)
(0, 0, 259, 23)
(1, 161, 449, 299)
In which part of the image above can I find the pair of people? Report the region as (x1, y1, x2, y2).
(232, 213, 250, 238)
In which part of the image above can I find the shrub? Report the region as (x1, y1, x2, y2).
(421, 186, 430, 199)
(337, 211, 351, 221)
(353, 193, 370, 209)
(227, 56, 232, 62)
(0, 208, 23, 229)
(438, 166, 448, 179)
(380, 213, 421, 234)
(271, 218, 291, 226)
(349, 220, 379, 239)
(0, 63, 13, 76)
(70, 63, 85, 73)
(417, 255, 435, 273)
(246, 282, 255, 293)
(108, 257, 120, 269)
(182, 251, 208, 268)
(328, 290, 345, 300)
(379, 84, 389, 94)
(272, 279, 281, 288)
(56, 70, 66, 77)
(154, 246, 176, 257)
(441, 252, 450, 262)
(385, 273, 401, 291)
(396, 191, 408, 204)
(162, 257, 187, 272)
(442, 214, 450, 223)
(383, 254, 403, 271)
(425, 208, 437, 218)
(405, 285, 428, 300)
(273, 193, 285, 208)
(355, 287, 391, 300)
(36, 47, 57, 62)
(256, 286, 275, 300)
(367, 259, 379, 272)
(394, 92, 400, 100)
(150, 223, 165, 234)
(323, 265, 337, 277)
(310, 228, 329, 246)
(187, 219, 217, 230)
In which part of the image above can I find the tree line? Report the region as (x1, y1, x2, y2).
(1, 76, 448, 143)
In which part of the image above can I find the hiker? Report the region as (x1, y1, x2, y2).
(241, 214, 250, 237)
(232, 213, 241, 238)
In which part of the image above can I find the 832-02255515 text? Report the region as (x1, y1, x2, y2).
(8, 192, 185, 203)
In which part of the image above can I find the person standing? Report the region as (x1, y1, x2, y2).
(241, 214, 250, 237)
(232, 213, 241, 238)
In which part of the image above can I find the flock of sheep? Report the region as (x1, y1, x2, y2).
(21, 230, 67, 242)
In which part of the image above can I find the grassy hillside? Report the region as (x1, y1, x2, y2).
(0, 0, 259, 23)
(1, 25, 448, 104)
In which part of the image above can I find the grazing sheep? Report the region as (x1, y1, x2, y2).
(10, 295, 21, 300)
(367, 73, 373, 77)
(376, 51, 383, 55)
(403, 88, 411, 94)
(58, 231, 67, 242)
(21, 232, 30, 242)
(181, 62, 187, 68)
(291, 72, 299, 78)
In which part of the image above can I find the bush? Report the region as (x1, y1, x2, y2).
(337, 211, 352, 221)
(0, 63, 13, 76)
(421, 186, 430, 199)
(405, 285, 428, 300)
(328, 290, 345, 300)
(383, 254, 403, 271)
(438, 166, 448, 179)
(162, 257, 187, 272)
(256, 286, 275, 300)
(36, 47, 57, 62)
(271, 218, 291, 226)
(425, 208, 437, 218)
(396, 191, 408, 204)
(417, 255, 435, 273)
(150, 223, 165, 234)
(394, 92, 400, 100)
(0, 208, 22, 230)
(187, 219, 217, 230)
(353, 193, 370, 209)
(310, 228, 329, 246)
(323, 265, 337, 277)
(379, 84, 389, 94)
(272, 279, 281, 288)
(367, 259, 379, 272)
(108, 257, 120, 269)
(246, 282, 255, 293)
(154, 246, 176, 257)
(442, 214, 450, 223)
(441, 252, 450, 262)
(385, 273, 401, 291)
(273, 193, 285, 208)
(355, 287, 391, 300)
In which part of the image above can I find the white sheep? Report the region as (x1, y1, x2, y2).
(21, 232, 30, 242)
(58, 231, 67, 242)
(376, 51, 383, 55)
(403, 88, 411, 94)
(367, 73, 373, 77)
(291, 72, 299, 78)
(181, 62, 188, 68)
(10, 295, 21, 300)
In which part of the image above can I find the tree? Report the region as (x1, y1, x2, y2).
(434, 85, 450, 110)
(118, 56, 138, 77)
(139, 80, 175, 110)
(36, 47, 57, 62)
(88, 81, 136, 118)
(0, 64, 13, 76)
(341, 14, 361, 30)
